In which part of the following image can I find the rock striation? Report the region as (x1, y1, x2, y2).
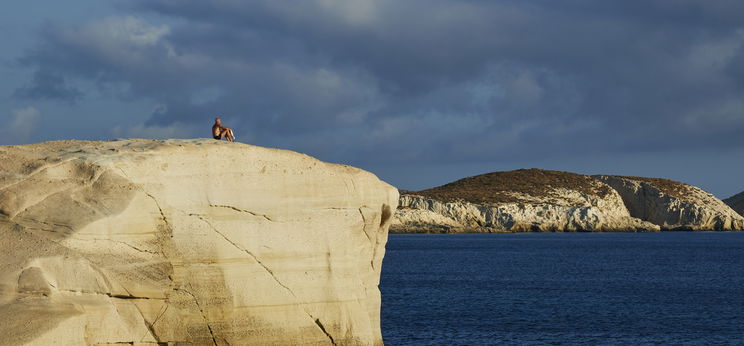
(595, 175, 744, 231)
(392, 169, 743, 233)
(392, 169, 659, 233)
(0, 139, 398, 345)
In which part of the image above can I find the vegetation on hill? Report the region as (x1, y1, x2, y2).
(611, 176, 696, 202)
(410, 168, 613, 204)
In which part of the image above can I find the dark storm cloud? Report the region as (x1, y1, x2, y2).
(13, 69, 83, 103)
(15, 0, 744, 164)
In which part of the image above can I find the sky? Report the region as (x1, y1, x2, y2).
(2, 0, 744, 197)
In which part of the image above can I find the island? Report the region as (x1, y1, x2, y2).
(392, 169, 743, 233)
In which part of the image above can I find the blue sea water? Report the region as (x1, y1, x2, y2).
(379, 233, 744, 345)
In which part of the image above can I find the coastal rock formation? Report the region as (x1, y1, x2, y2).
(723, 191, 744, 217)
(0, 139, 398, 345)
(595, 175, 744, 231)
(393, 169, 744, 233)
(392, 169, 659, 233)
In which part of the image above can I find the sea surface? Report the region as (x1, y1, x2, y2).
(379, 232, 744, 345)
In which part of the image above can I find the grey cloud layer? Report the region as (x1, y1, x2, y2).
(15, 0, 744, 163)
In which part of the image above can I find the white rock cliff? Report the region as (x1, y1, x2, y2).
(393, 170, 743, 233)
(595, 175, 744, 231)
(0, 139, 398, 345)
(393, 183, 659, 233)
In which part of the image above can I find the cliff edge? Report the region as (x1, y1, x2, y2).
(393, 169, 743, 233)
(0, 139, 398, 345)
(596, 175, 744, 231)
(392, 169, 658, 233)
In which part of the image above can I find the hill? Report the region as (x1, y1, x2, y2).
(723, 191, 744, 216)
(415, 168, 613, 206)
(395, 169, 656, 233)
(393, 169, 744, 233)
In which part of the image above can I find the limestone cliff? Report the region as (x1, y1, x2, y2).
(723, 191, 744, 217)
(0, 139, 398, 345)
(392, 169, 658, 233)
(595, 175, 744, 231)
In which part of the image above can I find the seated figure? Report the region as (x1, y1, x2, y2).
(212, 117, 235, 142)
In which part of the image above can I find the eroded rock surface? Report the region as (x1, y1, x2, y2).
(0, 139, 397, 345)
(595, 175, 744, 231)
(392, 169, 743, 233)
(392, 169, 658, 233)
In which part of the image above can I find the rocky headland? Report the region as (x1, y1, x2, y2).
(595, 175, 744, 231)
(392, 169, 743, 233)
(0, 139, 397, 345)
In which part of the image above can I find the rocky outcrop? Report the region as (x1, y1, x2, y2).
(0, 139, 398, 345)
(392, 169, 744, 233)
(595, 175, 744, 231)
(391, 169, 659, 233)
(724, 191, 744, 217)
(393, 194, 658, 233)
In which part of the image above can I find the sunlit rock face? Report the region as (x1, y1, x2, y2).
(392, 169, 659, 233)
(0, 139, 397, 345)
(392, 169, 743, 233)
(392, 194, 658, 233)
(595, 175, 744, 231)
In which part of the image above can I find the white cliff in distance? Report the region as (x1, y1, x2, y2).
(392, 169, 658, 233)
(393, 169, 743, 233)
(595, 175, 744, 231)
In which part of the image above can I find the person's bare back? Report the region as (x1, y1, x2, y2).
(212, 117, 235, 142)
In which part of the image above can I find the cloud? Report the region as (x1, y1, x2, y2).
(1, 107, 41, 145)
(111, 122, 198, 140)
(13, 1, 744, 165)
(14, 69, 83, 103)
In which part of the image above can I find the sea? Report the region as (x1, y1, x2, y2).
(379, 232, 744, 345)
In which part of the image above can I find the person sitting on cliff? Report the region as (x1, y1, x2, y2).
(212, 117, 235, 142)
